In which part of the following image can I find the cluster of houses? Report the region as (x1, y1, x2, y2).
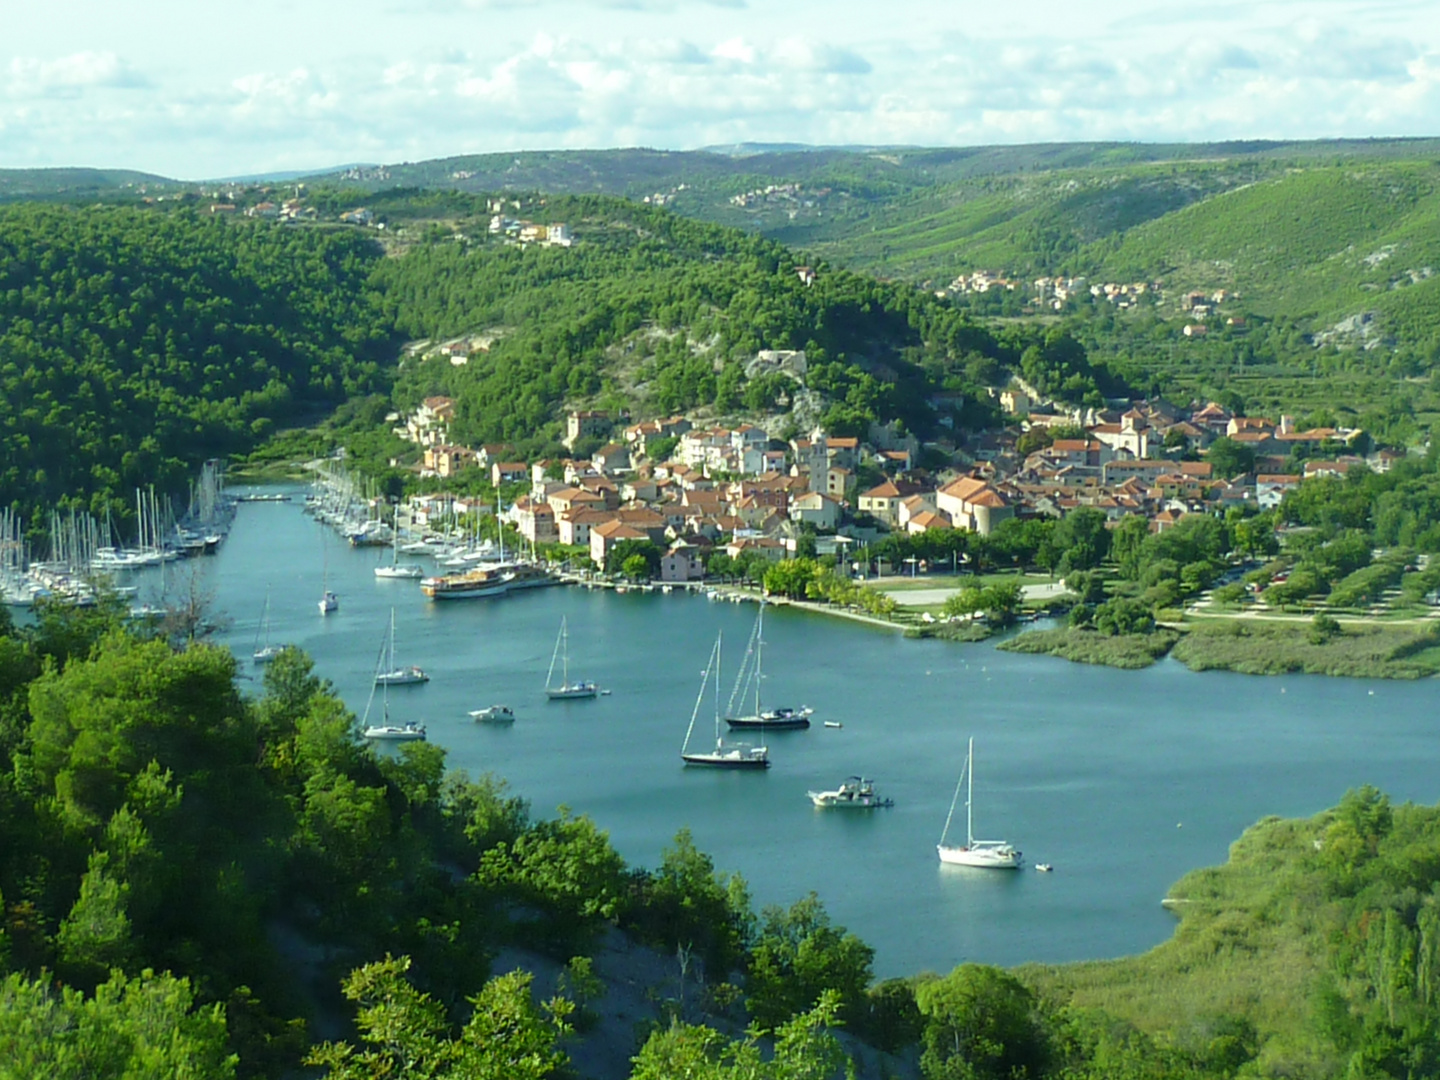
(387, 388, 1389, 581)
(943, 273, 1161, 312)
(486, 216, 572, 246)
(729, 183, 804, 208)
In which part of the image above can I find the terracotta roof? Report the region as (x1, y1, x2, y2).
(860, 481, 901, 499)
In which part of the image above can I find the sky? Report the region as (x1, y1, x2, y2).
(3, 0, 1439, 178)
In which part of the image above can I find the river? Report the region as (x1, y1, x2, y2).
(128, 490, 1440, 979)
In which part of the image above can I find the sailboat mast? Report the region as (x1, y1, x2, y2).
(546, 617, 563, 690)
(714, 630, 722, 747)
(967, 737, 975, 847)
(389, 608, 397, 670)
(754, 604, 763, 716)
(562, 618, 569, 687)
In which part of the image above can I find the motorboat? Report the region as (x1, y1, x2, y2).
(936, 737, 1022, 869)
(421, 566, 510, 600)
(808, 776, 893, 809)
(318, 590, 339, 615)
(362, 722, 427, 741)
(470, 705, 516, 723)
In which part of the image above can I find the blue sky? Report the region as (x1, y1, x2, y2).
(3, 0, 1438, 178)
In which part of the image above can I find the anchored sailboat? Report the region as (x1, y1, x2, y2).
(375, 523, 424, 579)
(682, 632, 769, 769)
(545, 616, 599, 699)
(725, 602, 812, 730)
(937, 737, 1021, 868)
(360, 657, 426, 742)
(318, 535, 338, 614)
(251, 588, 289, 664)
(375, 608, 429, 686)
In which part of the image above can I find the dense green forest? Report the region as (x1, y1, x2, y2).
(0, 205, 394, 525)
(1, 603, 1437, 1078)
(374, 195, 1122, 449)
(0, 198, 1125, 532)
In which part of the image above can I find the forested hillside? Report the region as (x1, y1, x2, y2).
(0, 197, 1129, 530)
(0, 206, 394, 523)
(3, 604, 1437, 1078)
(375, 196, 1049, 450)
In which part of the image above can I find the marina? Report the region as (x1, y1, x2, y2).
(83, 486, 1440, 978)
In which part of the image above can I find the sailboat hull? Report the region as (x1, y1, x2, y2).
(546, 685, 598, 700)
(726, 714, 810, 730)
(937, 844, 1022, 869)
(682, 750, 770, 769)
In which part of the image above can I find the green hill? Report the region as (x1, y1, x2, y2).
(0, 167, 177, 202)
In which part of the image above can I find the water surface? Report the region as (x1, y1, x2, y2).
(151, 491, 1440, 977)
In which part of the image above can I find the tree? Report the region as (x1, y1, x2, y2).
(307, 955, 571, 1080)
(1206, 436, 1256, 479)
(916, 964, 1048, 1080)
(622, 554, 651, 581)
(0, 968, 237, 1080)
(1053, 508, 1112, 573)
(746, 893, 875, 1030)
(632, 829, 753, 979)
(605, 539, 661, 577)
(1092, 598, 1155, 636)
(631, 992, 850, 1080)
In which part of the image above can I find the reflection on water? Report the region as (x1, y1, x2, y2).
(105, 487, 1440, 978)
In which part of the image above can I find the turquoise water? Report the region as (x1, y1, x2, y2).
(140, 491, 1440, 978)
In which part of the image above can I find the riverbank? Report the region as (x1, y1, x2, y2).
(999, 619, 1440, 678)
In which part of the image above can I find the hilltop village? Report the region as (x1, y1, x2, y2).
(385, 380, 1378, 582)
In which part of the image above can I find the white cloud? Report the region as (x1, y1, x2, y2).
(7, 51, 147, 97)
(3, 7, 1440, 176)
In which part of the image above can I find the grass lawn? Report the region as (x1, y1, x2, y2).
(875, 572, 1057, 592)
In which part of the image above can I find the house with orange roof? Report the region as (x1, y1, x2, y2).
(790, 492, 842, 530)
(557, 508, 616, 547)
(906, 509, 953, 534)
(858, 480, 905, 525)
(660, 540, 706, 582)
(590, 519, 648, 569)
(936, 476, 1013, 535)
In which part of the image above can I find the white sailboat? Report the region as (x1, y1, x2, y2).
(251, 588, 288, 664)
(318, 536, 339, 614)
(375, 608, 429, 686)
(545, 616, 599, 700)
(682, 632, 769, 769)
(725, 602, 813, 730)
(360, 648, 426, 741)
(375, 525, 424, 579)
(937, 737, 1021, 868)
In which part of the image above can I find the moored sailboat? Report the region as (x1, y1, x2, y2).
(682, 632, 769, 769)
(374, 608, 429, 686)
(937, 738, 1021, 869)
(375, 525, 424, 579)
(725, 603, 812, 730)
(545, 616, 599, 700)
(251, 588, 289, 664)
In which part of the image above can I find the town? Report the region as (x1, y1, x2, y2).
(381, 378, 1379, 592)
